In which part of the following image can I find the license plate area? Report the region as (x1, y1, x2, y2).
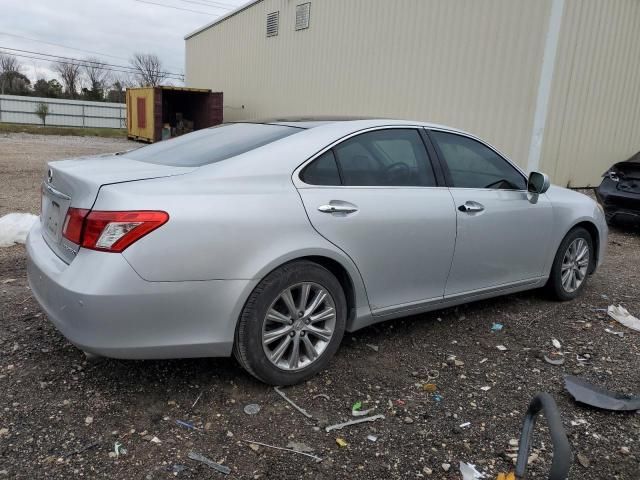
(41, 184, 71, 245)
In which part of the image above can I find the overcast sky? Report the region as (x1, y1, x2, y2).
(1, 0, 248, 85)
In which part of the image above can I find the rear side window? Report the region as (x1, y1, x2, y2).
(430, 131, 526, 190)
(301, 150, 341, 185)
(125, 123, 300, 167)
(331, 129, 436, 186)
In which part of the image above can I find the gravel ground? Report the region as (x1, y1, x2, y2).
(0, 133, 639, 479)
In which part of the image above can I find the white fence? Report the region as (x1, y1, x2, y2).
(0, 94, 126, 129)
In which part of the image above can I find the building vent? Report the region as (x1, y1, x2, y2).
(295, 3, 311, 30)
(266, 11, 279, 37)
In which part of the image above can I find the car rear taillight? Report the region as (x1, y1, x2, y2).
(62, 209, 168, 253)
(62, 208, 89, 244)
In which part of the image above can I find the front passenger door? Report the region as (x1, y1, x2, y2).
(295, 128, 457, 313)
(428, 129, 553, 297)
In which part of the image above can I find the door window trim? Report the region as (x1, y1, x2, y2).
(425, 127, 528, 191)
(294, 125, 446, 189)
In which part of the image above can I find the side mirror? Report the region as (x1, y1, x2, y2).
(528, 171, 550, 194)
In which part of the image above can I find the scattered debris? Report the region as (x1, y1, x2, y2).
(352, 400, 362, 411)
(496, 473, 516, 480)
(441, 463, 451, 472)
(459, 461, 486, 479)
(242, 439, 323, 461)
(459, 422, 471, 428)
(496, 345, 508, 351)
(325, 414, 385, 432)
(480, 386, 491, 392)
(285, 441, 314, 453)
(404, 416, 414, 424)
(313, 394, 329, 401)
(620, 446, 631, 455)
(423, 383, 437, 393)
(274, 386, 313, 419)
(576, 453, 590, 468)
(491, 323, 504, 332)
(607, 305, 640, 332)
(191, 391, 203, 409)
(113, 441, 127, 457)
(335, 438, 348, 448)
(433, 394, 443, 402)
(543, 354, 565, 366)
(170, 464, 187, 474)
(366, 435, 378, 442)
(149, 436, 161, 444)
(366, 344, 379, 352)
(243, 404, 261, 415)
(84, 416, 93, 426)
(478, 358, 488, 364)
(176, 420, 198, 430)
(353, 407, 375, 417)
(63, 440, 99, 458)
(188, 452, 231, 474)
(604, 328, 624, 338)
(565, 375, 640, 411)
(552, 338, 562, 349)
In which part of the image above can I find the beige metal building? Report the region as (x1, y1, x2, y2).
(185, 0, 640, 187)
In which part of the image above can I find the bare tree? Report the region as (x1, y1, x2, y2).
(82, 57, 109, 100)
(52, 61, 81, 99)
(0, 54, 23, 94)
(129, 53, 167, 87)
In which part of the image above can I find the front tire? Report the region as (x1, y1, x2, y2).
(233, 261, 347, 385)
(546, 227, 593, 301)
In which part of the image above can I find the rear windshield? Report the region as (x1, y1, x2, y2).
(124, 123, 301, 167)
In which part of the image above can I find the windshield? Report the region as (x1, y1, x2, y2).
(125, 123, 301, 167)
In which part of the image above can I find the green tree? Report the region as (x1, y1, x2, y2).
(35, 103, 49, 126)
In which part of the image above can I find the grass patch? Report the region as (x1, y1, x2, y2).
(0, 123, 127, 139)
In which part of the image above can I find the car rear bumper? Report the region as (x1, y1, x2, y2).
(26, 223, 256, 359)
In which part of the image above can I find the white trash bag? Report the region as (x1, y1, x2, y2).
(607, 305, 640, 333)
(0, 213, 39, 247)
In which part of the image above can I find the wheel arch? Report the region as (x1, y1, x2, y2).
(244, 249, 372, 332)
(567, 220, 600, 274)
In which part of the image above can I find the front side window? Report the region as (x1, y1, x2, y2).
(430, 131, 526, 190)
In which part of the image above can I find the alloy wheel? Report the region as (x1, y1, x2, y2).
(262, 282, 337, 371)
(560, 238, 590, 293)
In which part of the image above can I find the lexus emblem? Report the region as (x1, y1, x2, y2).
(47, 168, 53, 183)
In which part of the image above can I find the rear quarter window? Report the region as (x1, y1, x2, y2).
(124, 123, 300, 167)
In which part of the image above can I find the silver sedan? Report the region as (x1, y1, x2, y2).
(27, 119, 607, 385)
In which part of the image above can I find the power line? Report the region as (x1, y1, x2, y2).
(176, 0, 232, 11)
(0, 46, 184, 79)
(0, 50, 184, 82)
(133, 0, 221, 15)
(0, 31, 184, 71)
(186, 0, 239, 8)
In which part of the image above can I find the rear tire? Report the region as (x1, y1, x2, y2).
(233, 261, 347, 385)
(546, 227, 593, 301)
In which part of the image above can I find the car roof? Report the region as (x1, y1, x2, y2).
(233, 117, 474, 136)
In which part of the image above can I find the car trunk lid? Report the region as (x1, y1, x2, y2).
(41, 153, 194, 263)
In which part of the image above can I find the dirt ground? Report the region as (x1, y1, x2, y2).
(0, 132, 639, 479)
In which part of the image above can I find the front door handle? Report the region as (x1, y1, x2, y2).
(318, 203, 358, 214)
(458, 201, 485, 213)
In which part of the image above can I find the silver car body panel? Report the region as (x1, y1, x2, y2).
(26, 119, 608, 359)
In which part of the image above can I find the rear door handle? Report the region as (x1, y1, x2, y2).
(458, 201, 485, 213)
(318, 203, 358, 214)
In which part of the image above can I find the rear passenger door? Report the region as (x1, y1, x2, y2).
(295, 127, 457, 314)
(427, 129, 553, 296)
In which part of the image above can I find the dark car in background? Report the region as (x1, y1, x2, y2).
(596, 152, 640, 224)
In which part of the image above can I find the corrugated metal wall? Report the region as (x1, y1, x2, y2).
(186, 0, 640, 185)
(540, 0, 640, 187)
(0, 94, 126, 129)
